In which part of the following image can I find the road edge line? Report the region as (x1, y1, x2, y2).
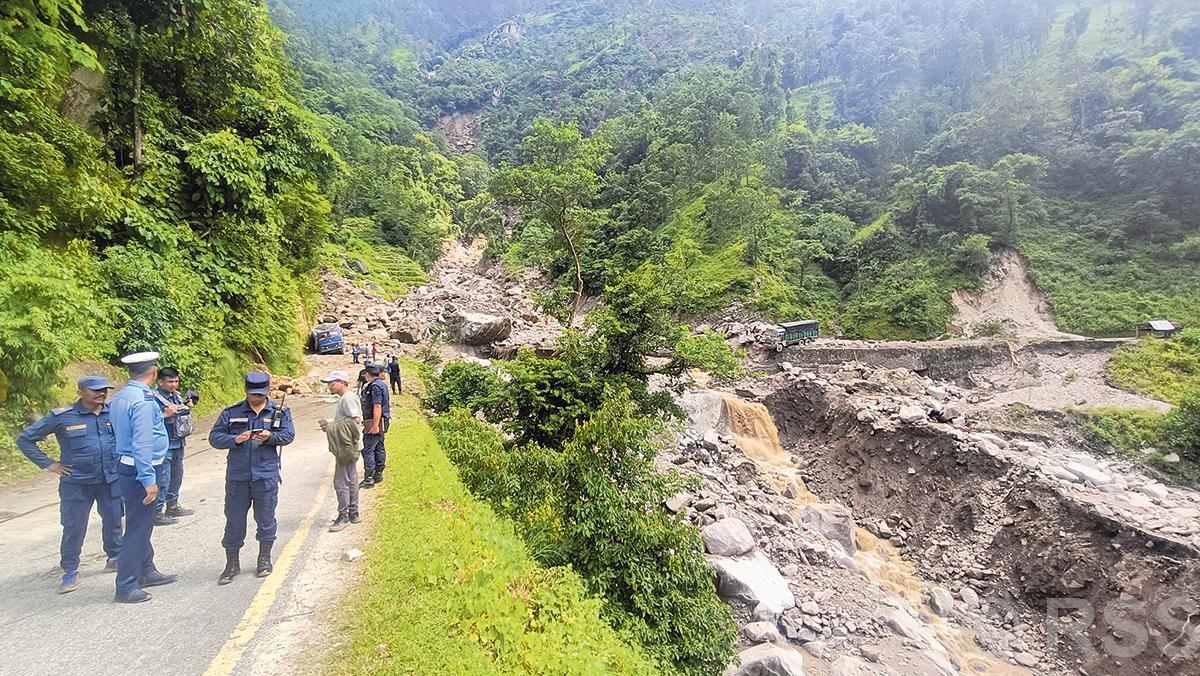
(202, 458, 334, 676)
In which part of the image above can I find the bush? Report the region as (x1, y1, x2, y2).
(843, 260, 953, 339)
(1081, 408, 1165, 453)
(1162, 389, 1200, 463)
(425, 361, 505, 417)
(0, 236, 118, 412)
(432, 392, 737, 676)
(553, 392, 737, 675)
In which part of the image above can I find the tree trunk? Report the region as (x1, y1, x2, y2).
(132, 38, 143, 167)
(561, 223, 584, 327)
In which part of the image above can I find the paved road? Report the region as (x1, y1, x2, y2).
(0, 395, 359, 676)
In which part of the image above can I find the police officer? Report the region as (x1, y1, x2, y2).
(17, 376, 124, 593)
(208, 371, 295, 584)
(109, 352, 179, 604)
(359, 362, 390, 489)
(387, 356, 402, 395)
(153, 366, 196, 523)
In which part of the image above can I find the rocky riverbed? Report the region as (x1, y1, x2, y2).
(666, 365, 1200, 676)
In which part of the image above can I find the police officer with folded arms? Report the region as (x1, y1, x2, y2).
(17, 375, 124, 594)
(109, 352, 179, 603)
(209, 371, 295, 584)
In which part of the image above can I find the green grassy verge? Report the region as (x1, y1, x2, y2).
(1109, 335, 1200, 405)
(1076, 407, 1200, 485)
(333, 394, 659, 675)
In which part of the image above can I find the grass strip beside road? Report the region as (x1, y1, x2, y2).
(332, 393, 659, 675)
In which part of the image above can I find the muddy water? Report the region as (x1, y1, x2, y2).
(719, 395, 1029, 675)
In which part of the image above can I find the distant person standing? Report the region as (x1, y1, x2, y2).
(388, 357, 402, 395)
(370, 343, 378, 362)
(351, 343, 360, 364)
(209, 372, 295, 584)
(358, 363, 390, 489)
(109, 352, 179, 604)
(153, 367, 197, 524)
(17, 376, 124, 593)
(319, 370, 362, 531)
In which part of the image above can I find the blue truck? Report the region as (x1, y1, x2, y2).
(311, 322, 346, 355)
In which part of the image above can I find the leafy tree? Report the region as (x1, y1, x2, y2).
(491, 121, 609, 323)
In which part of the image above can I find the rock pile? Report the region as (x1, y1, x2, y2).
(319, 238, 563, 354)
(665, 422, 981, 675)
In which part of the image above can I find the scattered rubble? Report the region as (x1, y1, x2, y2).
(665, 360, 1200, 675)
(319, 238, 563, 357)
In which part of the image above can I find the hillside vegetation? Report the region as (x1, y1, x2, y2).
(284, 0, 1199, 339)
(0, 0, 474, 472)
(336, 394, 659, 675)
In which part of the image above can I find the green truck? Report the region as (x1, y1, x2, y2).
(774, 320, 819, 350)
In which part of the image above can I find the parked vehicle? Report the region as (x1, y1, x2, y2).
(311, 322, 346, 354)
(775, 320, 819, 350)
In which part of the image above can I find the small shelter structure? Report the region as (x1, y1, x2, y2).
(1135, 318, 1182, 339)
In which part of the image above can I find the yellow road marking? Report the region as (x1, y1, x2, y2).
(203, 459, 334, 676)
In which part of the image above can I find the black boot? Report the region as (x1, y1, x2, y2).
(218, 549, 240, 585)
(359, 475, 374, 489)
(166, 501, 195, 517)
(373, 467, 384, 485)
(256, 541, 273, 578)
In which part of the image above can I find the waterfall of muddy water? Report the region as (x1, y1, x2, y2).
(719, 395, 1029, 675)
(722, 397, 791, 466)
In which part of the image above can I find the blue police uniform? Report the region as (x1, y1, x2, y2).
(17, 401, 123, 574)
(109, 377, 170, 598)
(154, 388, 190, 511)
(208, 389, 295, 552)
(360, 374, 390, 484)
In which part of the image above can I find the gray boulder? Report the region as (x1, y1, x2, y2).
(799, 503, 858, 555)
(702, 518, 756, 557)
(390, 325, 426, 344)
(710, 551, 796, 615)
(829, 656, 893, 676)
(742, 621, 781, 644)
(453, 312, 512, 345)
(731, 643, 806, 676)
(928, 586, 954, 617)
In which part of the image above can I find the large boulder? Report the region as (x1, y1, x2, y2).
(390, 324, 426, 344)
(799, 503, 858, 555)
(702, 518, 756, 557)
(709, 551, 796, 615)
(730, 643, 806, 676)
(829, 656, 892, 676)
(453, 312, 512, 345)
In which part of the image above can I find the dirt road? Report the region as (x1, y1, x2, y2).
(0, 395, 374, 676)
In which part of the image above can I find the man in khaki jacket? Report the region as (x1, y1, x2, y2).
(319, 370, 362, 531)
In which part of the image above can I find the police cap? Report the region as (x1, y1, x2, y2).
(78, 375, 113, 390)
(244, 371, 272, 395)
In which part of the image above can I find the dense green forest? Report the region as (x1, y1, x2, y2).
(0, 0, 473, 473)
(285, 0, 1199, 339)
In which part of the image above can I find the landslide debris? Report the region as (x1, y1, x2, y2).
(667, 364, 1200, 675)
(319, 237, 562, 356)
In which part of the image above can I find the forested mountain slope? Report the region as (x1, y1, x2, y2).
(0, 0, 469, 472)
(284, 0, 1200, 339)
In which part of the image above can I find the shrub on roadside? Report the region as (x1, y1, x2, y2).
(425, 361, 505, 417)
(1162, 389, 1200, 463)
